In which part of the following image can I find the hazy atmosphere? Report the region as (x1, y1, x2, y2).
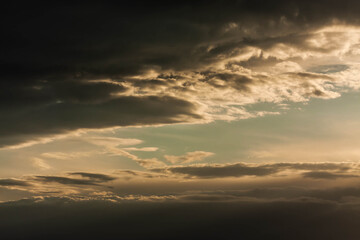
(2, 1, 360, 239)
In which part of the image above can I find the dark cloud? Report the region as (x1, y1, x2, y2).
(34, 172, 117, 186)
(0, 179, 30, 187)
(269, 162, 351, 171)
(302, 171, 358, 179)
(186, 187, 360, 202)
(0, 80, 127, 109)
(34, 176, 100, 186)
(0, 95, 200, 147)
(154, 162, 352, 178)
(156, 163, 277, 178)
(1, 1, 360, 146)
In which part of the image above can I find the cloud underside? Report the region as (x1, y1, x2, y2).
(0, 96, 200, 147)
(2, 1, 360, 146)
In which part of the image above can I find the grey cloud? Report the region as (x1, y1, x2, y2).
(0, 179, 30, 187)
(302, 171, 358, 179)
(34, 176, 100, 186)
(132, 79, 170, 90)
(156, 163, 278, 178)
(172, 186, 360, 204)
(1, 1, 360, 146)
(0, 95, 201, 147)
(201, 72, 254, 92)
(269, 162, 351, 171)
(0, 80, 127, 109)
(34, 172, 117, 186)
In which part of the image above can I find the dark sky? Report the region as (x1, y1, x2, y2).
(2, 1, 360, 239)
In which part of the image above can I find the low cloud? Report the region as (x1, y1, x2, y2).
(34, 172, 116, 186)
(154, 162, 354, 178)
(0, 179, 30, 187)
(34, 176, 101, 186)
(302, 171, 358, 179)
(157, 163, 277, 178)
(2, 193, 360, 240)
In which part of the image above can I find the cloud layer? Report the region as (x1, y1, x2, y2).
(2, 1, 360, 147)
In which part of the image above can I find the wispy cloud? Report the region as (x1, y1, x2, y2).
(165, 151, 214, 164)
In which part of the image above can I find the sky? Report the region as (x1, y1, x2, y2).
(2, 1, 360, 239)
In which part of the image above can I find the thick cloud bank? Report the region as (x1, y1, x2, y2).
(2, 1, 360, 147)
(1, 196, 360, 240)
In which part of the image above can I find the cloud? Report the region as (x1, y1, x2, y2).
(115, 169, 167, 179)
(2, 194, 360, 240)
(122, 147, 159, 152)
(41, 151, 93, 160)
(86, 137, 143, 148)
(269, 162, 352, 171)
(164, 151, 214, 164)
(34, 176, 100, 186)
(32, 157, 51, 170)
(157, 163, 278, 178)
(154, 162, 353, 178)
(34, 172, 116, 186)
(0, 179, 30, 187)
(302, 171, 358, 179)
(67, 172, 117, 182)
(308, 64, 349, 74)
(0, 96, 201, 148)
(102, 146, 166, 169)
(2, 1, 360, 147)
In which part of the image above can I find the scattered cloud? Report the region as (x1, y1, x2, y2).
(101, 145, 166, 169)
